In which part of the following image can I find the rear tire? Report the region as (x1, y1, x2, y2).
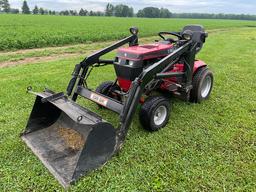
(139, 96, 171, 132)
(190, 67, 213, 103)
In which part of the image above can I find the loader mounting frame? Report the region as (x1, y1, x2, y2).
(66, 29, 199, 149)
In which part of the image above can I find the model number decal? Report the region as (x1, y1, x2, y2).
(90, 93, 108, 107)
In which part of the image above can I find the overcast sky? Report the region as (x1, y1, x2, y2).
(9, 0, 256, 14)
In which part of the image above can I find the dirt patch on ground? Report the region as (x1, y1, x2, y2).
(58, 127, 85, 150)
(0, 44, 86, 56)
(0, 53, 80, 68)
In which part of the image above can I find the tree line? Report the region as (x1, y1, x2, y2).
(0, 0, 255, 21)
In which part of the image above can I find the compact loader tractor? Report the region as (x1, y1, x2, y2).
(21, 25, 213, 187)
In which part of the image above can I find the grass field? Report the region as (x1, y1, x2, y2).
(0, 14, 256, 50)
(0, 25, 255, 191)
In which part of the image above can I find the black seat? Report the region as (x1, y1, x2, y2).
(182, 25, 208, 53)
(182, 25, 205, 33)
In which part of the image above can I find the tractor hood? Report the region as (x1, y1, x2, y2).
(117, 43, 174, 60)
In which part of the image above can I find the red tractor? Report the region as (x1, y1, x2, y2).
(95, 25, 213, 131)
(21, 25, 213, 187)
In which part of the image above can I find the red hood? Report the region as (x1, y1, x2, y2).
(117, 43, 174, 60)
(118, 43, 173, 54)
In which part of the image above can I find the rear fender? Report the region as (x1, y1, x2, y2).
(193, 60, 207, 73)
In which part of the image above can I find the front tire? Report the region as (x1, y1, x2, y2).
(139, 96, 171, 131)
(190, 67, 213, 103)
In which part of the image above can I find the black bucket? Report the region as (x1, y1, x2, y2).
(21, 91, 117, 188)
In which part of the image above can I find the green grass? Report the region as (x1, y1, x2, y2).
(0, 27, 255, 191)
(0, 14, 256, 50)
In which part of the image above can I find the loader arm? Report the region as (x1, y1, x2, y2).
(67, 33, 138, 98)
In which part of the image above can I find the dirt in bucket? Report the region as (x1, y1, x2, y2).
(58, 126, 85, 150)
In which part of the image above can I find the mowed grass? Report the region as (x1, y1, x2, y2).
(0, 14, 256, 50)
(0, 27, 256, 191)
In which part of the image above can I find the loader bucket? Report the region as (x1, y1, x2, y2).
(21, 91, 117, 188)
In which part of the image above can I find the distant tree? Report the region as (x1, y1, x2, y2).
(1, 0, 10, 13)
(48, 10, 56, 15)
(60, 10, 69, 16)
(128, 7, 134, 17)
(79, 8, 87, 16)
(137, 7, 160, 18)
(169, 12, 256, 20)
(10, 8, 19, 14)
(114, 4, 133, 17)
(95, 11, 104, 16)
(39, 7, 44, 15)
(64, 10, 69, 15)
(33, 5, 39, 14)
(160, 8, 172, 18)
(22, 0, 30, 14)
(89, 10, 94, 16)
(105, 3, 114, 16)
(79, 8, 83, 16)
(114, 5, 121, 17)
(137, 10, 144, 17)
(69, 10, 77, 16)
(83, 9, 88, 16)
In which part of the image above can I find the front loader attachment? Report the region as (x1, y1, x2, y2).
(21, 90, 117, 188)
(20, 26, 204, 188)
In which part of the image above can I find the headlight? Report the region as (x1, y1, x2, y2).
(182, 30, 193, 40)
(130, 27, 139, 35)
(183, 34, 191, 40)
(129, 60, 134, 66)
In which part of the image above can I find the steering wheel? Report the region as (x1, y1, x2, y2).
(158, 32, 183, 43)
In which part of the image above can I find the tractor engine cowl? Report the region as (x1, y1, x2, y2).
(114, 57, 143, 81)
(114, 43, 174, 92)
(114, 56, 143, 91)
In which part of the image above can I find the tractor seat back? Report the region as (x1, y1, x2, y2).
(182, 25, 208, 53)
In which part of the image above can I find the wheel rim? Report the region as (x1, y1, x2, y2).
(153, 105, 167, 126)
(201, 75, 212, 98)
